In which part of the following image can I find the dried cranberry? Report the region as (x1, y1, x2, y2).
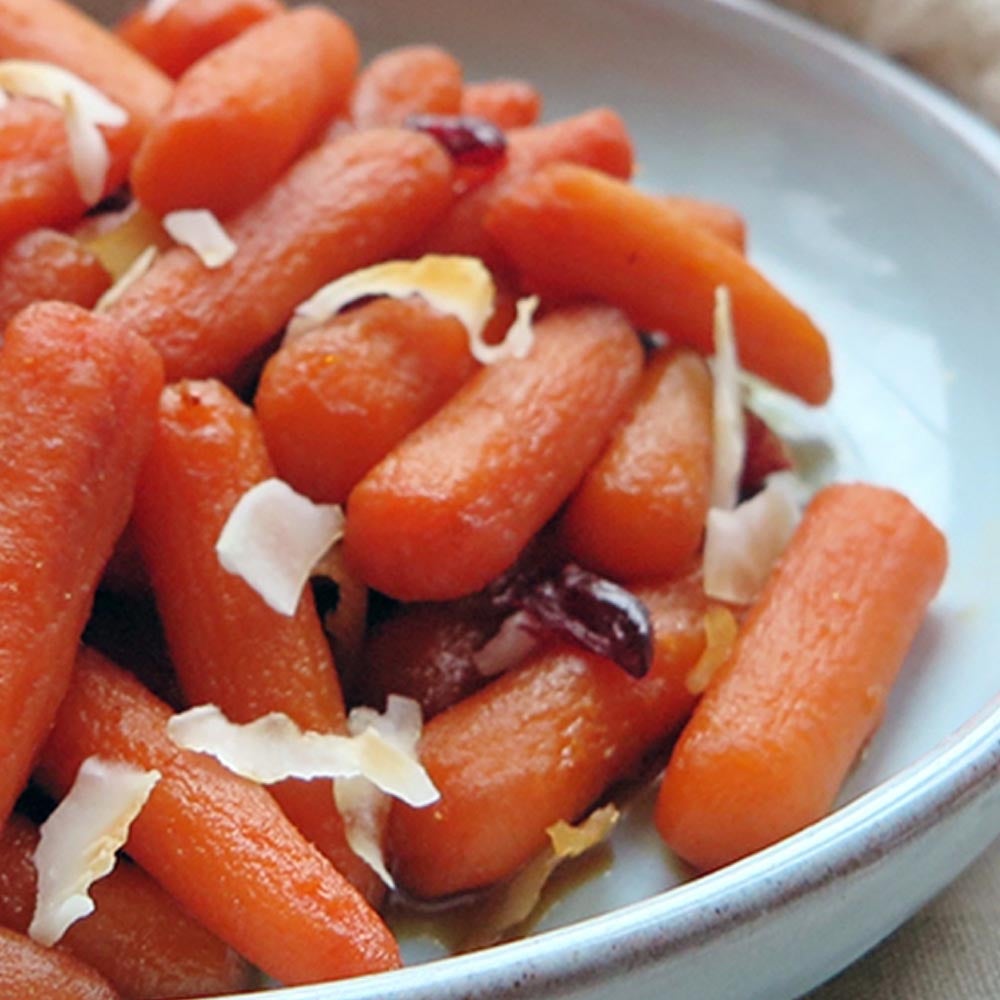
(404, 113, 508, 169)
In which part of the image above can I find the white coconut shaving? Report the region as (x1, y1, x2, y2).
(473, 294, 539, 365)
(162, 210, 237, 269)
(94, 245, 158, 313)
(709, 285, 746, 511)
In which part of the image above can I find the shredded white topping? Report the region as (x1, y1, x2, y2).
(472, 610, 540, 677)
(703, 471, 801, 604)
(29, 758, 160, 947)
(473, 294, 539, 365)
(215, 478, 344, 617)
(168, 703, 439, 808)
(163, 209, 237, 269)
(94, 245, 157, 313)
(709, 285, 746, 511)
(0, 60, 127, 206)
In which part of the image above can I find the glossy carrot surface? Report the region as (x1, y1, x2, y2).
(0, 925, 118, 1000)
(351, 45, 463, 127)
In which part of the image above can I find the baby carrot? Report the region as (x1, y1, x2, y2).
(0, 925, 118, 1000)
(132, 379, 382, 901)
(109, 127, 454, 381)
(345, 304, 644, 601)
(656, 483, 948, 872)
(0, 0, 172, 132)
(116, 0, 284, 78)
(388, 574, 708, 897)
(0, 814, 252, 999)
(485, 162, 832, 404)
(415, 108, 633, 268)
(131, 7, 359, 218)
(0, 302, 163, 825)
(350, 44, 463, 128)
(461, 79, 541, 128)
(36, 648, 401, 986)
(256, 297, 478, 504)
(561, 347, 714, 581)
(0, 229, 110, 329)
(661, 195, 747, 253)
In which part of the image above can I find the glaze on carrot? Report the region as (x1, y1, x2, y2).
(256, 297, 478, 504)
(350, 44, 463, 128)
(0, 302, 163, 824)
(561, 348, 714, 582)
(36, 648, 401, 986)
(132, 379, 382, 901)
(345, 303, 644, 601)
(116, 0, 284, 78)
(0, 925, 118, 1000)
(132, 7, 360, 218)
(661, 196, 747, 253)
(388, 574, 708, 897)
(461, 79, 541, 129)
(0, 814, 252, 999)
(485, 162, 832, 404)
(656, 483, 948, 872)
(109, 128, 454, 381)
(0, 229, 110, 329)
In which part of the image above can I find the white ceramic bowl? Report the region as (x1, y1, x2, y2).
(86, 0, 1000, 996)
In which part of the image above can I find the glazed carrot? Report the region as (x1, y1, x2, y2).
(109, 128, 454, 380)
(36, 648, 401, 986)
(350, 44, 462, 128)
(0, 100, 142, 245)
(0, 302, 163, 824)
(656, 483, 948, 872)
(388, 574, 708, 897)
(0, 925, 118, 1000)
(561, 348, 714, 582)
(415, 108, 633, 268)
(256, 298, 478, 504)
(116, 0, 284, 78)
(661, 195, 747, 253)
(461, 79, 541, 128)
(0, 229, 110, 328)
(132, 7, 360, 218)
(485, 163, 832, 404)
(0, 814, 252, 999)
(345, 304, 644, 601)
(0, 0, 172, 132)
(132, 379, 381, 901)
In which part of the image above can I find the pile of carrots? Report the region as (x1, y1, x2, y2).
(0, 0, 947, 996)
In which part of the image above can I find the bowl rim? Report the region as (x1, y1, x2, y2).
(252, 0, 1000, 996)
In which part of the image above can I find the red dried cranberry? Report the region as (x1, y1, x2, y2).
(404, 113, 508, 169)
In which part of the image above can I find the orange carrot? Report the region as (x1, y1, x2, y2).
(485, 163, 832, 404)
(0, 925, 118, 1000)
(109, 127, 454, 381)
(461, 79, 541, 128)
(656, 483, 948, 872)
(0, 813, 252, 999)
(131, 7, 359, 218)
(0, 100, 141, 245)
(0, 229, 110, 328)
(256, 298, 478, 504)
(36, 648, 401, 986)
(116, 0, 284, 78)
(388, 574, 708, 897)
(561, 347, 714, 582)
(345, 303, 644, 601)
(0, 0, 172, 132)
(414, 108, 633, 268)
(350, 44, 463, 128)
(0, 302, 163, 824)
(132, 378, 382, 901)
(661, 195, 747, 253)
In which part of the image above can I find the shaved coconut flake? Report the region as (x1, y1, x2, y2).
(704, 471, 801, 604)
(334, 696, 425, 888)
(215, 478, 344, 616)
(94, 245, 157, 313)
(472, 610, 540, 677)
(145, 0, 183, 21)
(163, 209, 236, 269)
(0, 61, 127, 207)
(286, 254, 495, 346)
(29, 757, 160, 947)
(462, 804, 619, 950)
(710, 286, 746, 511)
(471, 294, 538, 365)
(168, 703, 438, 807)
(685, 605, 740, 694)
